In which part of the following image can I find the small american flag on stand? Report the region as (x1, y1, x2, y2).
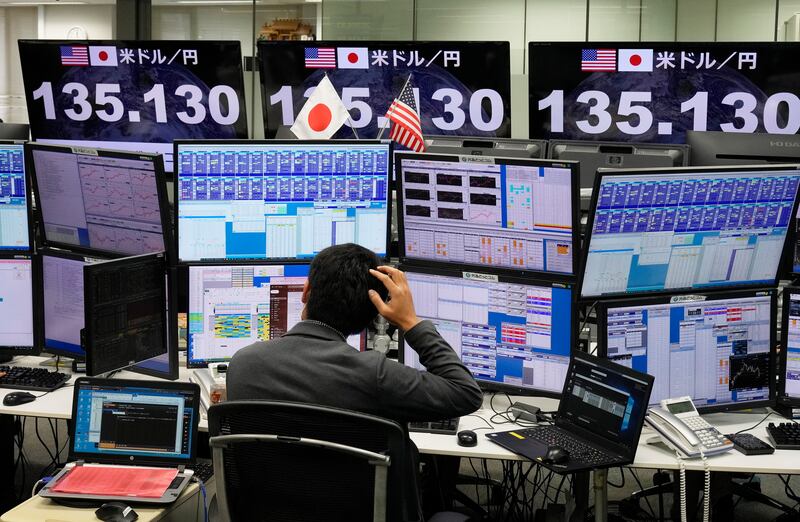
(386, 78, 425, 153)
(581, 49, 616, 71)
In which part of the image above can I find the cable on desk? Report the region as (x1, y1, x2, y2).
(732, 410, 784, 436)
(194, 477, 208, 522)
(579, 300, 599, 350)
(779, 475, 800, 504)
(606, 467, 625, 488)
(462, 414, 495, 431)
(677, 451, 687, 522)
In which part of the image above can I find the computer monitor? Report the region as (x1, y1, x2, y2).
(424, 136, 546, 159)
(547, 140, 689, 190)
(687, 131, 800, 166)
(780, 287, 800, 401)
(580, 165, 800, 299)
(0, 124, 29, 141)
(396, 153, 579, 278)
(399, 265, 575, 397)
(0, 142, 31, 251)
(597, 289, 776, 413)
(28, 143, 171, 259)
(41, 249, 108, 360)
(186, 263, 365, 367)
(175, 140, 391, 262)
(0, 254, 38, 360)
(83, 252, 168, 377)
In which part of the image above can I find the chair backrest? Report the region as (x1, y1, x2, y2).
(207, 400, 421, 522)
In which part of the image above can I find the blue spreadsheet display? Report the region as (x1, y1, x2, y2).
(605, 294, 772, 408)
(177, 143, 390, 261)
(582, 170, 800, 297)
(0, 145, 29, 250)
(403, 272, 573, 394)
(72, 385, 196, 460)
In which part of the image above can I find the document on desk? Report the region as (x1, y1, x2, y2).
(51, 466, 178, 498)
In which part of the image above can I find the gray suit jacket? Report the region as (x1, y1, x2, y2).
(226, 319, 483, 423)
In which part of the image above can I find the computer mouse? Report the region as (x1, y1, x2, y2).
(95, 501, 138, 522)
(3, 391, 36, 407)
(457, 429, 478, 447)
(544, 445, 570, 465)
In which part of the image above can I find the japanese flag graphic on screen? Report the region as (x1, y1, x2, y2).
(337, 47, 369, 69)
(89, 46, 118, 66)
(290, 76, 351, 139)
(618, 49, 653, 72)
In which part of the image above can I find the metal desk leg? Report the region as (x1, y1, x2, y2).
(594, 468, 608, 522)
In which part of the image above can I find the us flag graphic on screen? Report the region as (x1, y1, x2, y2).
(386, 79, 425, 152)
(581, 49, 616, 71)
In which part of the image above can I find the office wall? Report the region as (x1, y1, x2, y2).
(38, 5, 115, 39)
(0, 7, 37, 123)
(676, 0, 717, 40)
(588, 0, 641, 41)
(716, 0, 776, 41)
(641, 0, 676, 41)
(320, 0, 413, 40)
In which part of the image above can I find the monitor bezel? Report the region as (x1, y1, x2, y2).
(83, 252, 169, 377)
(68, 377, 201, 467)
(0, 140, 34, 253)
(578, 164, 800, 301)
(26, 142, 174, 263)
(127, 265, 180, 381)
(38, 247, 111, 360)
(0, 252, 42, 358)
(394, 151, 581, 282)
(183, 259, 313, 368)
(596, 287, 777, 414)
(778, 285, 800, 404)
(173, 139, 393, 264)
(397, 262, 577, 398)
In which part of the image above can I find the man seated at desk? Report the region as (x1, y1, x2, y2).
(227, 243, 483, 423)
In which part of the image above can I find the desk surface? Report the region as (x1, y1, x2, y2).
(2, 356, 798, 475)
(0, 483, 201, 522)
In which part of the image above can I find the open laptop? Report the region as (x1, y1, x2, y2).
(486, 351, 654, 473)
(39, 378, 202, 504)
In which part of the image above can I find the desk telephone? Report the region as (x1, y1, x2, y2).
(645, 397, 733, 458)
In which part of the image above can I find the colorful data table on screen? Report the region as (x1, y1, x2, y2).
(597, 289, 776, 413)
(396, 153, 579, 278)
(580, 165, 800, 299)
(0, 143, 31, 251)
(175, 140, 391, 262)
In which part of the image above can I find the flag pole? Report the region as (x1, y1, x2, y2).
(326, 72, 359, 140)
(376, 73, 413, 140)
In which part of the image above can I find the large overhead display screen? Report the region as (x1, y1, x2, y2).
(258, 41, 511, 140)
(530, 42, 800, 144)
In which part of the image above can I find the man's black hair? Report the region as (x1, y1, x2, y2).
(305, 243, 389, 336)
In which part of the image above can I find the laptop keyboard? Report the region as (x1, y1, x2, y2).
(189, 462, 215, 482)
(408, 418, 460, 435)
(522, 426, 612, 466)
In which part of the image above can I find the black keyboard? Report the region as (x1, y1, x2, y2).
(408, 418, 460, 435)
(0, 366, 69, 392)
(522, 426, 612, 466)
(189, 462, 214, 483)
(767, 422, 800, 450)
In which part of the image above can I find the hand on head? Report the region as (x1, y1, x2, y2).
(368, 265, 421, 331)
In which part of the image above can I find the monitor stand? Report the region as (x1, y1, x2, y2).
(38, 356, 85, 373)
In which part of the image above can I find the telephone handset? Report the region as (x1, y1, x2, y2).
(645, 396, 733, 458)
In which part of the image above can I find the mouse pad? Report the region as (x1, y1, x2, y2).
(485, 430, 549, 460)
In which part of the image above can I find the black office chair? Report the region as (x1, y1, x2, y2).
(207, 400, 423, 522)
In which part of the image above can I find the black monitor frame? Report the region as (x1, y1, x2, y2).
(395, 151, 581, 282)
(0, 124, 29, 141)
(687, 130, 800, 167)
(397, 262, 577, 398)
(547, 139, 690, 190)
(26, 142, 174, 263)
(0, 140, 34, 253)
(68, 377, 201, 467)
(173, 139, 393, 264)
(424, 135, 548, 159)
(83, 252, 169, 377)
(596, 287, 777, 414)
(578, 164, 800, 302)
(38, 247, 111, 360)
(778, 285, 800, 405)
(0, 252, 41, 359)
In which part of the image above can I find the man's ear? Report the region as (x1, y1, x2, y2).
(301, 280, 311, 304)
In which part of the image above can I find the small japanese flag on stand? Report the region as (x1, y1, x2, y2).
(290, 76, 351, 140)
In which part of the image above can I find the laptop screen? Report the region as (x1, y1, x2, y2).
(559, 352, 653, 456)
(71, 379, 200, 465)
